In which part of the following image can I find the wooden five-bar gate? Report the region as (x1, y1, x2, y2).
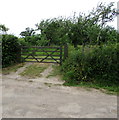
(21, 44, 68, 65)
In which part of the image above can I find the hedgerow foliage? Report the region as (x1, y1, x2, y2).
(2, 34, 21, 68)
(61, 43, 119, 87)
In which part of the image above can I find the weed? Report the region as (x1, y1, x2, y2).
(29, 80, 33, 82)
(44, 82, 52, 87)
(37, 87, 42, 89)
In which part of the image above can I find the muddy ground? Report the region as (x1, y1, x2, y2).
(1, 63, 117, 118)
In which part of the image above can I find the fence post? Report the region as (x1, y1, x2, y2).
(64, 43, 68, 60)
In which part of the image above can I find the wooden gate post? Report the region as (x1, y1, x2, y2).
(64, 43, 68, 60)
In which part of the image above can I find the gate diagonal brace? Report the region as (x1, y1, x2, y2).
(21, 47, 34, 61)
(31, 54, 40, 63)
(22, 53, 32, 61)
(22, 48, 41, 62)
(39, 48, 60, 63)
(30, 48, 41, 62)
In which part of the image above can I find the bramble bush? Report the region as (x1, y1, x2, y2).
(2, 34, 21, 68)
(61, 43, 119, 87)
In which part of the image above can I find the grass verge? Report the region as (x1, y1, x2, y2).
(20, 63, 48, 78)
(2, 63, 25, 75)
(63, 81, 119, 95)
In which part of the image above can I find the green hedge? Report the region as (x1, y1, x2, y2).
(61, 43, 119, 87)
(2, 34, 21, 68)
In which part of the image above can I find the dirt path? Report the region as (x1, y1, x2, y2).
(2, 63, 117, 118)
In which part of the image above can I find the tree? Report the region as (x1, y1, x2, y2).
(20, 27, 35, 37)
(36, 18, 70, 45)
(89, 2, 118, 44)
(68, 2, 119, 47)
(0, 24, 9, 34)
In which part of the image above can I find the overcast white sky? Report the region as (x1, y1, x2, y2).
(0, 0, 118, 36)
